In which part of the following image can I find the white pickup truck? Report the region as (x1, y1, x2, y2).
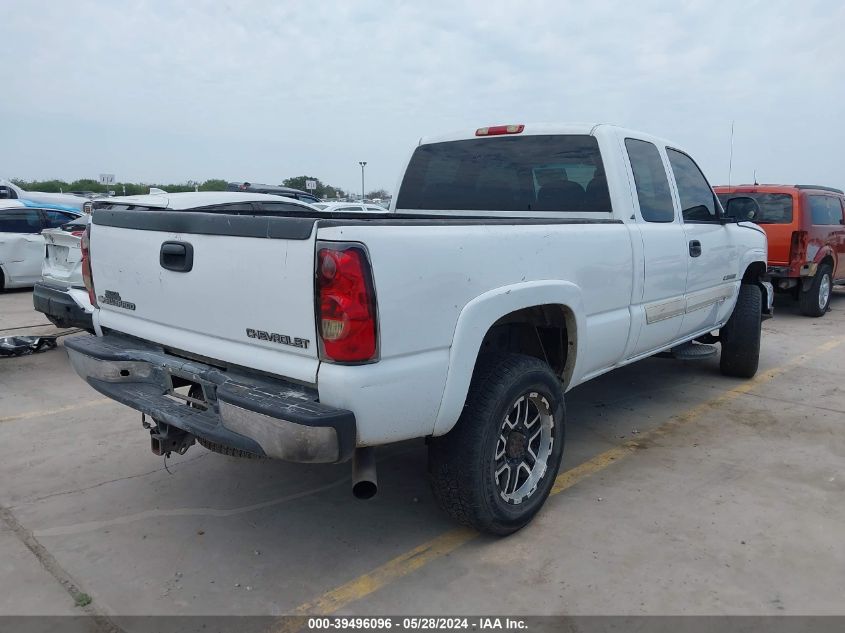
(66, 124, 772, 534)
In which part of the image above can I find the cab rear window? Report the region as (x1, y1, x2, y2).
(396, 135, 611, 212)
(717, 193, 793, 224)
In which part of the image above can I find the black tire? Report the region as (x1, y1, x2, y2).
(428, 353, 565, 536)
(798, 264, 833, 317)
(720, 283, 762, 378)
(196, 436, 265, 459)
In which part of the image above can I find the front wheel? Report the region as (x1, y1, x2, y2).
(428, 353, 565, 536)
(720, 283, 762, 378)
(799, 264, 832, 317)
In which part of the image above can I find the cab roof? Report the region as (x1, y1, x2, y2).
(417, 123, 675, 148)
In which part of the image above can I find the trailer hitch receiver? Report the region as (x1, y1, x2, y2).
(149, 420, 195, 456)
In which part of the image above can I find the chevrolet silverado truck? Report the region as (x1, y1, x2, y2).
(65, 124, 772, 535)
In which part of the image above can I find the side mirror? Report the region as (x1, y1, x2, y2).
(724, 196, 760, 222)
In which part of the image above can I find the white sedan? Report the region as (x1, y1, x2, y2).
(0, 200, 82, 290)
(312, 202, 390, 213)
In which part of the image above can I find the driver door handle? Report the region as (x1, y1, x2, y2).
(689, 240, 702, 257)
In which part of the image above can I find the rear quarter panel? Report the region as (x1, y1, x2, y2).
(800, 192, 844, 277)
(315, 221, 634, 443)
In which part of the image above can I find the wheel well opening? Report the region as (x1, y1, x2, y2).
(479, 305, 575, 387)
(742, 261, 766, 283)
(820, 255, 835, 270)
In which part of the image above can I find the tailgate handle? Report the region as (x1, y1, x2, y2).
(160, 241, 194, 272)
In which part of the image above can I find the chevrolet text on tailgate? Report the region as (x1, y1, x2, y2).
(66, 124, 771, 535)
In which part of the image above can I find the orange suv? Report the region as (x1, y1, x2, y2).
(714, 184, 845, 317)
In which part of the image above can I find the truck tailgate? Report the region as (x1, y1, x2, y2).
(89, 211, 320, 383)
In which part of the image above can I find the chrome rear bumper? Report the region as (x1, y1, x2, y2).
(64, 334, 356, 463)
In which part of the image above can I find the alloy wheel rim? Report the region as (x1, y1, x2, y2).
(819, 274, 831, 311)
(494, 392, 555, 505)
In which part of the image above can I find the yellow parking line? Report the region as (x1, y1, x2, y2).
(276, 335, 845, 626)
(0, 398, 111, 424)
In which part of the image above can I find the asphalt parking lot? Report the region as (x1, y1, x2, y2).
(1, 288, 844, 623)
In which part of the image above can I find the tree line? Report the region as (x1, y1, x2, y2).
(12, 176, 390, 200)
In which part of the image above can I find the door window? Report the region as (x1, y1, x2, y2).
(624, 139, 675, 223)
(666, 149, 717, 222)
(0, 209, 43, 233)
(717, 192, 793, 224)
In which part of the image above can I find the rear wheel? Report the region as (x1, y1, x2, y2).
(428, 353, 565, 536)
(720, 283, 762, 378)
(799, 264, 832, 317)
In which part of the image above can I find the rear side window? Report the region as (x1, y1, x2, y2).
(395, 135, 611, 212)
(0, 209, 42, 233)
(666, 149, 717, 222)
(43, 210, 78, 228)
(808, 196, 843, 225)
(624, 139, 675, 223)
(716, 193, 794, 224)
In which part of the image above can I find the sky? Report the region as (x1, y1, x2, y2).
(1, 0, 843, 195)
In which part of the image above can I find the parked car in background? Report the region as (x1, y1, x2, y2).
(33, 215, 94, 330)
(312, 202, 390, 213)
(67, 123, 770, 535)
(1, 201, 81, 291)
(226, 182, 321, 204)
(715, 184, 845, 316)
(0, 179, 90, 213)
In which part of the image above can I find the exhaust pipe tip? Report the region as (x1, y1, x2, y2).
(351, 447, 378, 500)
(352, 480, 378, 500)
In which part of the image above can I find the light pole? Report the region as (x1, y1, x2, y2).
(359, 161, 367, 202)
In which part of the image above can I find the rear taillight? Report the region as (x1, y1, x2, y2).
(316, 243, 377, 363)
(790, 230, 807, 265)
(81, 226, 98, 307)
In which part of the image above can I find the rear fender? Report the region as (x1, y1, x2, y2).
(432, 280, 584, 436)
(810, 244, 836, 268)
(799, 245, 836, 291)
